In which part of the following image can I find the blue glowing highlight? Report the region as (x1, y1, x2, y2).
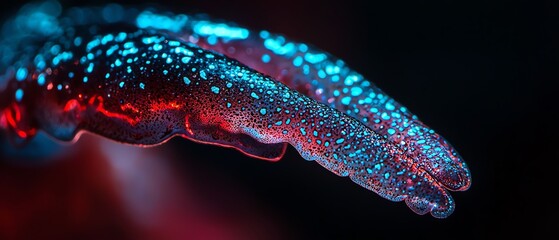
(153, 44, 163, 51)
(50, 45, 61, 55)
(293, 56, 303, 67)
(304, 52, 327, 64)
(259, 30, 269, 38)
(385, 102, 395, 110)
(341, 96, 351, 105)
(15, 88, 23, 102)
(87, 63, 94, 73)
(101, 34, 114, 45)
(16, 68, 28, 81)
(211, 86, 220, 94)
(207, 35, 217, 45)
(136, 11, 188, 32)
(183, 77, 191, 85)
(115, 32, 127, 42)
(261, 54, 271, 63)
(37, 74, 45, 85)
(193, 21, 249, 39)
(263, 36, 296, 56)
(351, 87, 363, 96)
(74, 37, 82, 46)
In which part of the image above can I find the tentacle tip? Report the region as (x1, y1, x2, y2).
(404, 193, 455, 219)
(430, 202, 455, 219)
(430, 139, 472, 191)
(435, 165, 472, 191)
(455, 175, 472, 191)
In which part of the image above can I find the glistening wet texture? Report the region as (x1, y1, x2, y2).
(166, 15, 471, 192)
(113, 9, 471, 191)
(0, 2, 470, 218)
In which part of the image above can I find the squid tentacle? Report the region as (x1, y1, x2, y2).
(0, 2, 470, 218)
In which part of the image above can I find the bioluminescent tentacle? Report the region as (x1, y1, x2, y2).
(155, 13, 470, 191)
(0, 2, 470, 218)
(0, 29, 454, 217)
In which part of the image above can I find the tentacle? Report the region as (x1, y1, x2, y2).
(157, 13, 471, 191)
(0, 29, 453, 217)
(0, 2, 470, 218)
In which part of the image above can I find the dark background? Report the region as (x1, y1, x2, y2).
(1, 0, 557, 239)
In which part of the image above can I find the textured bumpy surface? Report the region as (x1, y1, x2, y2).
(0, 1, 471, 218)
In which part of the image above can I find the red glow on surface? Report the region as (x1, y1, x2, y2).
(61, 97, 139, 125)
(96, 108, 138, 125)
(63, 99, 80, 112)
(149, 101, 183, 111)
(120, 103, 140, 113)
(94, 97, 138, 125)
(184, 116, 194, 135)
(4, 108, 16, 129)
(16, 130, 28, 139)
(2, 104, 36, 139)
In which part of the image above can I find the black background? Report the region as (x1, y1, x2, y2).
(1, 0, 557, 239)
